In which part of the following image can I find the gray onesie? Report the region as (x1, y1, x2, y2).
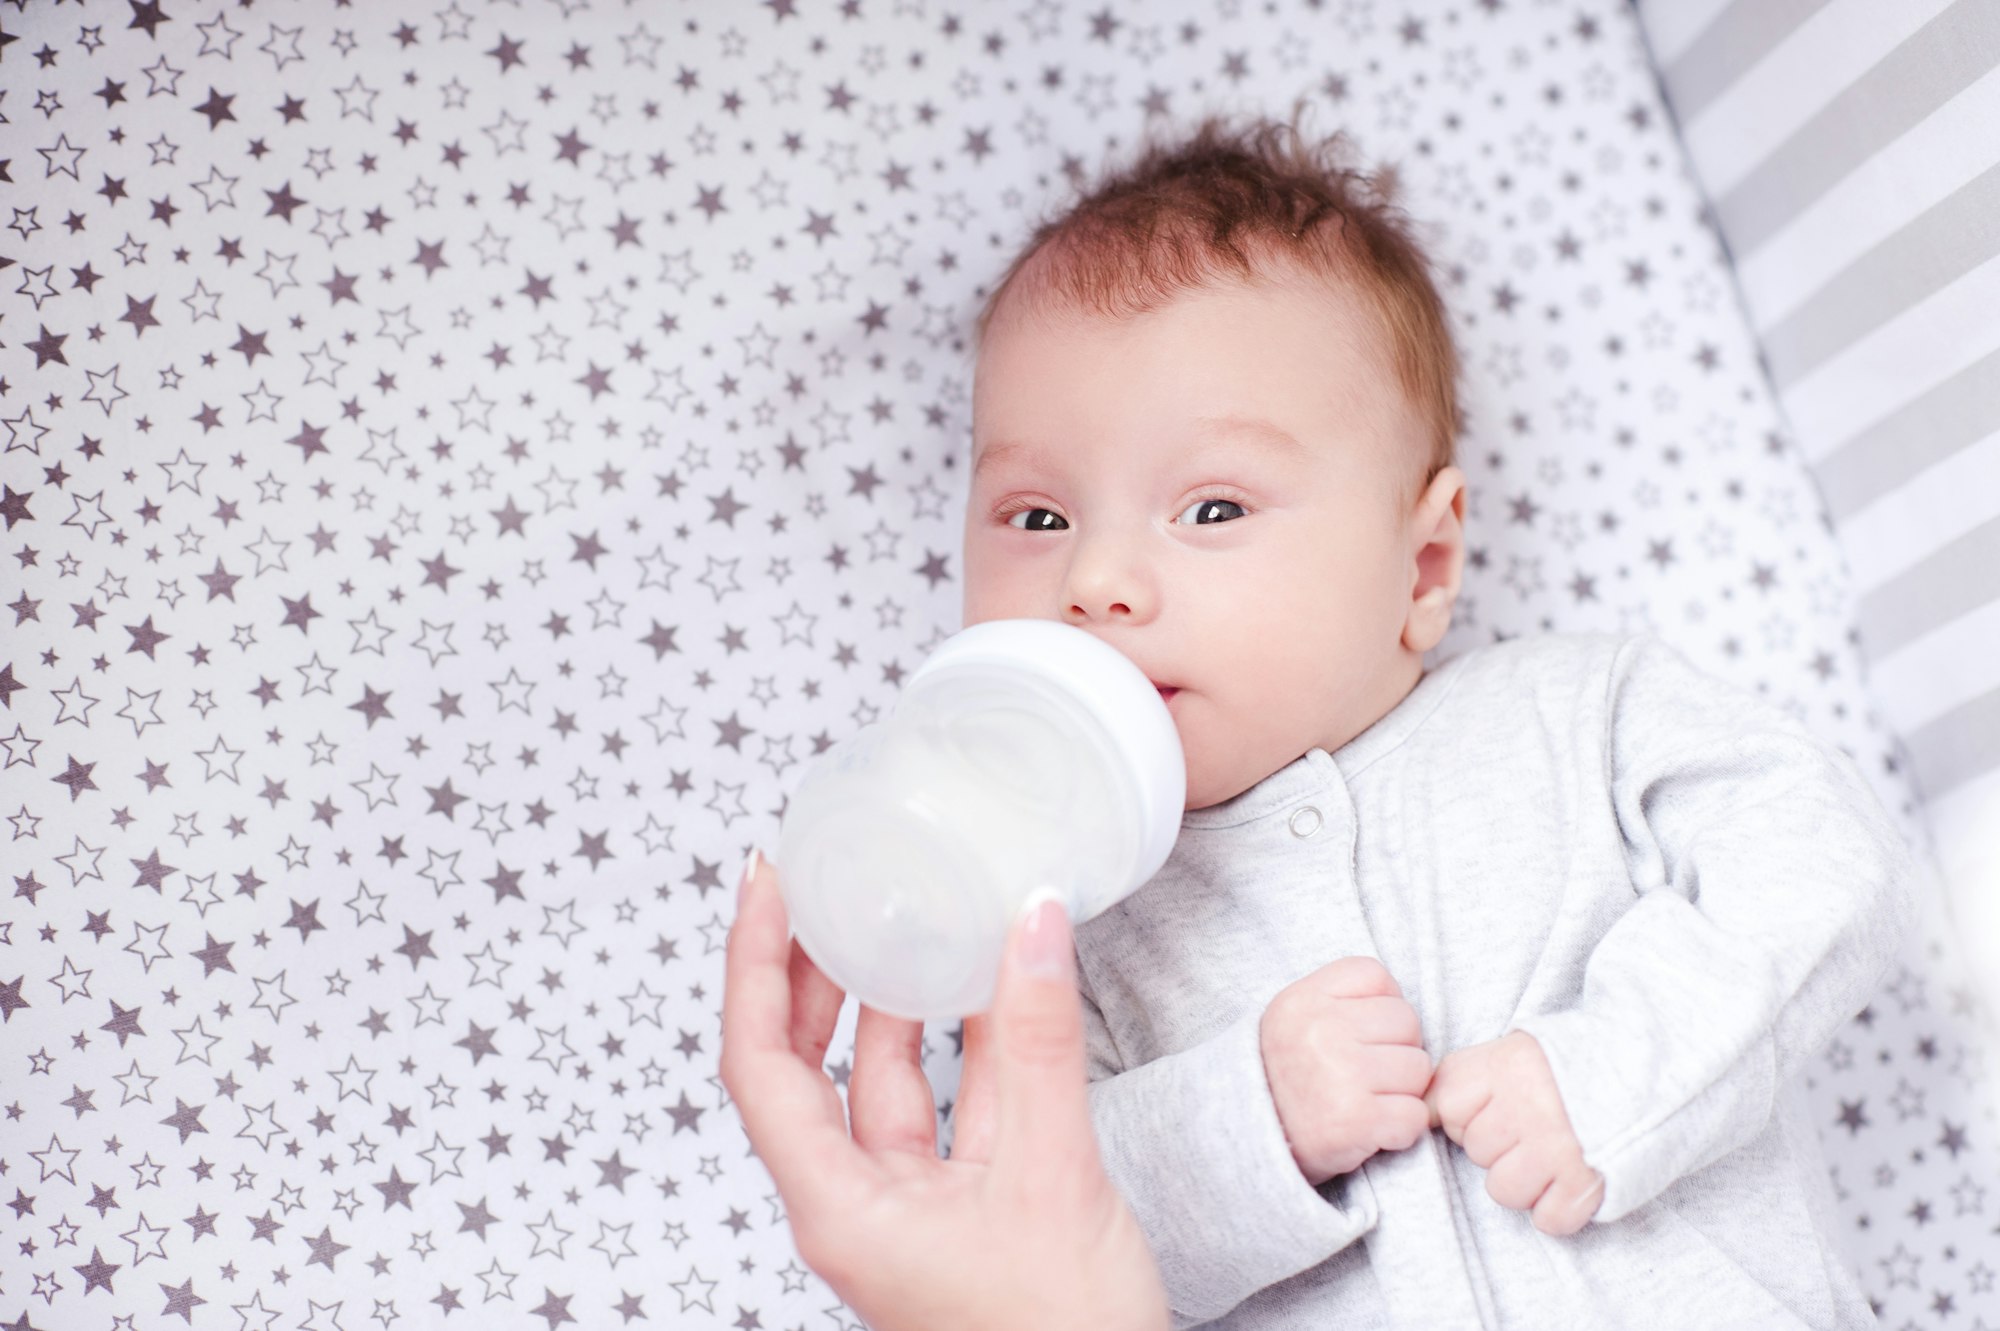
(1073, 632, 1916, 1329)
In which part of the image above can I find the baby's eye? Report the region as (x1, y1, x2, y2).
(1176, 496, 1246, 526)
(1000, 497, 1246, 531)
(1004, 507, 1068, 532)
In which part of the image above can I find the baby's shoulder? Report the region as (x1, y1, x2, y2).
(1432, 629, 1636, 702)
(1436, 630, 1812, 753)
(1422, 630, 1740, 751)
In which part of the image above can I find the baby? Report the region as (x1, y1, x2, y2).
(957, 108, 1916, 1329)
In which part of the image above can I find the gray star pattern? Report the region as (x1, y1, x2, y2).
(0, 1, 1995, 1329)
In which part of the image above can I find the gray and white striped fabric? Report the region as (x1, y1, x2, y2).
(1633, 0, 2000, 956)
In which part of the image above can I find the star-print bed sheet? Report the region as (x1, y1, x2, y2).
(2, 2, 1996, 1329)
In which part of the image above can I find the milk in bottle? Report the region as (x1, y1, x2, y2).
(773, 618, 1186, 1021)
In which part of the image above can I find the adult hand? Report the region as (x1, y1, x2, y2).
(721, 851, 1171, 1331)
(1423, 1029, 1605, 1235)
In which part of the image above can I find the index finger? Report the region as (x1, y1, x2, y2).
(721, 850, 871, 1211)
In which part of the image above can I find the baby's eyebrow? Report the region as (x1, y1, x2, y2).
(973, 416, 1306, 478)
(971, 439, 1032, 479)
(1192, 414, 1308, 455)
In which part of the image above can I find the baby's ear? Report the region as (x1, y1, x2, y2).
(1402, 466, 1467, 655)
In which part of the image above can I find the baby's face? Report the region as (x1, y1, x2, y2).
(964, 270, 1461, 811)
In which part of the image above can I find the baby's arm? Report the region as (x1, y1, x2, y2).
(1078, 959, 1428, 1328)
(1501, 634, 1920, 1225)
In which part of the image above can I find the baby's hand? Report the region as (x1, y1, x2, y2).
(1259, 957, 1434, 1185)
(1423, 1030, 1604, 1236)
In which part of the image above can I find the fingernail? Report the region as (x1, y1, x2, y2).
(1015, 887, 1071, 980)
(738, 847, 762, 907)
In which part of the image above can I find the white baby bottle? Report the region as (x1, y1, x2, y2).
(773, 618, 1186, 1022)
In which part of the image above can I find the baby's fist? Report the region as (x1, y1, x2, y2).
(1259, 956, 1434, 1186)
(1423, 1030, 1604, 1236)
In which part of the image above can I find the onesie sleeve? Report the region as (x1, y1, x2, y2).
(1078, 973, 1378, 1328)
(1506, 633, 1919, 1225)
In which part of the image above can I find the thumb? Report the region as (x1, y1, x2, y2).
(989, 890, 1099, 1186)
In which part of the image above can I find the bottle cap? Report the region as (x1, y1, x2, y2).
(905, 618, 1185, 907)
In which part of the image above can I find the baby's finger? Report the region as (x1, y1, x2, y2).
(1422, 1051, 1490, 1138)
(1314, 955, 1404, 1000)
(1370, 1092, 1432, 1153)
(849, 1006, 940, 1157)
(787, 938, 847, 1070)
(1458, 1100, 1518, 1169)
(1481, 1140, 1555, 1212)
(1362, 1042, 1436, 1097)
(1345, 994, 1425, 1047)
(1531, 1163, 1606, 1237)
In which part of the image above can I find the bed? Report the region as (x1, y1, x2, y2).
(1, 1, 1992, 1325)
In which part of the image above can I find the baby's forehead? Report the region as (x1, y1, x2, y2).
(973, 288, 1386, 424)
(972, 263, 1424, 464)
(987, 259, 1373, 332)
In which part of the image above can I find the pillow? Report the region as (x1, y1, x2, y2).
(1634, 0, 2000, 1005)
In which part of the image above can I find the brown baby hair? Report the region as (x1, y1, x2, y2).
(972, 97, 1461, 506)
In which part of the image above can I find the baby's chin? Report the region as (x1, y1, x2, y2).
(1179, 725, 1336, 813)
(1180, 758, 1259, 815)
(1182, 780, 1246, 814)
